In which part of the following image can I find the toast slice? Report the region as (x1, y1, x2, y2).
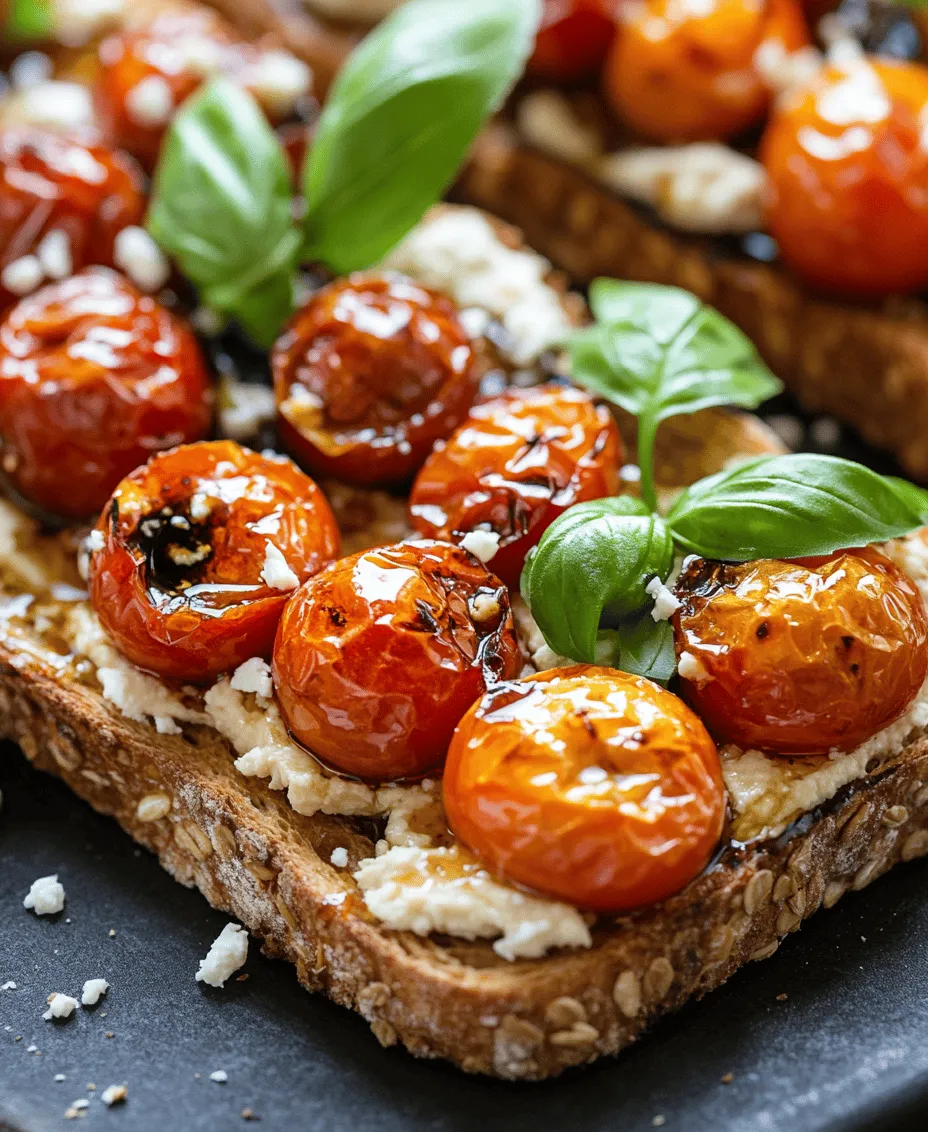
(5, 405, 928, 1081)
(454, 123, 928, 481)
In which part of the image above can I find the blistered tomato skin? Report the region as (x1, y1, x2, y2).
(273, 273, 482, 487)
(443, 665, 725, 913)
(604, 0, 810, 142)
(407, 383, 623, 589)
(528, 0, 618, 83)
(674, 549, 928, 755)
(0, 129, 145, 308)
(88, 440, 340, 683)
(762, 59, 928, 297)
(0, 270, 213, 521)
(272, 540, 523, 783)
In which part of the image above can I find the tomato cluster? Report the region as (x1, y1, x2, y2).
(0, 270, 212, 520)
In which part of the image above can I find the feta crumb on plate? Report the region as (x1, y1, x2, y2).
(101, 1084, 127, 1106)
(196, 923, 248, 988)
(43, 993, 78, 1021)
(209, 1070, 228, 1083)
(81, 979, 109, 1006)
(24, 874, 65, 915)
(330, 846, 349, 868)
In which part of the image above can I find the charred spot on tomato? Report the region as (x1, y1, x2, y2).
(443, 665, 726, 913)
(273, 273, 482, 487)
(673, 549, 928, 755)
(408, 383, 623, 589)
(272, 540, 523, 783)
(89, 440, 340, 682)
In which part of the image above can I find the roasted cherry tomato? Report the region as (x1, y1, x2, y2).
(673, 549, 928, 755)
(604, 0, 810, 142)
(0, 270, 212, 521)
(444, 665, 725, 912)
(0, 128, 145, 308)
(762, 58, 928, 296)
(273, 540, 523, 782)
(88, 440, 340, 682)
(528, 0, 619, 83)
(94, 10, 312, 170)
(273, 273, 482, 487)
(407, 383, 622, 589)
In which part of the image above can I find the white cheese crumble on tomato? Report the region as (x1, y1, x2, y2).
(113, 226, 171, 293)
(259, 541, 300, 592)
(125, 76, 174, 128)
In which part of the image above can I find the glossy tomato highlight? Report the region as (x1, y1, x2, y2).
(444, 665, 725, 912)
(0, 270, 212, 521)
(88, 440, 340, 682)
(674, 549, 928, 754)
(273, 540, 523, 783)
(273, 273, 482, 486)
(408, 383, 622, 588)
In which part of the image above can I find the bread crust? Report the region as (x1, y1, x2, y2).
(455, 125, 928, 480)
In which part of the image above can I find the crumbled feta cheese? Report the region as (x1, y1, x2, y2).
(218, 380, 276, 442)
(54, 0, 126, 46)
(330, 847, 349, 868)
(259, 541, 300, 592)
(753, 40, 823, 97)
(459, 528, 501, 564)
(355, 845, 592, 961)
(43, 993, 78, 1021)
(14, 81, 96, 134)
(100, 1084, 127, 1106)
(677, 650, 712, 684)
(80, 979, 109, 1006)
(230, 657, 274, 700)
(113, 226, 170, 293)
(1, 981, 16, 990)
(516, 90, 601, 166)
(2, 255, 44, 296)
(125, 76, 174, 127)
(645, 575, 681, 622)
(189, 493, 212, 522)
(599, 144, 767, 235)
(382, 206, 573, 365)
(24, 875, 65, 916)
(10, 52, 53, 91)
(209, 1070, 228, 1084)
(55, 1073, 66, 1082)
(195, 923, 248, 988)
(249, 51, 312, 116)
(35, 229, 72, 281)
(86, 529, 105, 553)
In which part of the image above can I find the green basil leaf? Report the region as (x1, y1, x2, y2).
(884, 477, 928, 523)
(613, 617, 677, 686)
(301, 0, 539, 273)
(147, 78, 299, 347)
(668, 454, 928, 561)
(6, 0, 52, 39)
(520, 497, 674, 664)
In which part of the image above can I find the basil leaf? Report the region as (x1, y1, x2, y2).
(613, 617, 677, 686)
(570, 280, 781, 510)
(884, 477, 928, 523)
(301, 0, 539, 273)
(6, 0, 52, 39)
(668, 454, 928, 561)
(147, 78, 300, 347)
(521, 497, 674, 664)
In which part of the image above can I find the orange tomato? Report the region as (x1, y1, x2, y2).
(272, 540, 523, 783)
(0, 270, 212, 520)
(674, 549, 928, 754)
(528, 0, 619, 83)
(762, 57, 928, 296)
(604, 0, 810, 142)
(273, 273, 482, 487)
(407, 383, 622, 589)
(89, 440, 340, 682)
(444, 665, 725, 912)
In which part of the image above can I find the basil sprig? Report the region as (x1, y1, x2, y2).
(147, 80, 300, 348)
(145, 0, 538, 344)
(302, 0, 539, 273)
(571, 280, 781, 510)
(523, 282, 928, 682)
(5, 0, 52, 39)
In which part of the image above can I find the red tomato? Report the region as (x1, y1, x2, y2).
(762, 57, 928, 296)
(272, 540, 523, 782)
(528, 0, 619, 83)
(273, 273, 482, 487)
(0, 128, 145, 308)
(0, 270, 212, 521)
(94, 10, 313, 170)
(88, 440, 340, 682)
(674, 549, 928, 754)
(604, 0, 810, 142)
(407, 383, 623, 588)
(444, 665, 725, 912)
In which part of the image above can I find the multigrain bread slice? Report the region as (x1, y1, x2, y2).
(5, 408, 928, 1080)
(455, 123, 928, 481)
